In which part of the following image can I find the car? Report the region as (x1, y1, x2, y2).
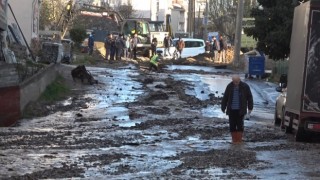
(274, 74, 288, 127)
(157, 38, 205, 59)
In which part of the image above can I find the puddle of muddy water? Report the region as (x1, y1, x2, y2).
(118, 121, 142, 127)
(61, 97, 73, 106)
(19, 65, 144, 129)
(246, 150, 320, 179)
(167, 68, 275, 124)
(202, 105, 228, 119)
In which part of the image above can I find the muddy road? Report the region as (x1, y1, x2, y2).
(1, 63, 320, 179)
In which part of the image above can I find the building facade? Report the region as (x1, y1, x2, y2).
(108, 0, 188, 36)
(7, 0, 40, 45)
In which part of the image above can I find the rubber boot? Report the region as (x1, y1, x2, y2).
(231, 132, 237, 144)
(237, 131, 243, 143)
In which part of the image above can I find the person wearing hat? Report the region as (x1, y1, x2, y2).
(149, 50, 163, 72)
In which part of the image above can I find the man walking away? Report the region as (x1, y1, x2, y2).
(88, 32, 95, 55)
(221, 75, 253, 144)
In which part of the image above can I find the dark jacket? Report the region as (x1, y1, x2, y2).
(88, 34, 94, 47)
(164, 37, 172, 48)
(104, 38, 112, 49)
(221, 81, 253, 116)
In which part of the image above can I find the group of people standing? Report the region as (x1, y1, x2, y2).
(206, 35, 228, 63)
(104, 33, 139, 61)
(163, 34, 185, 59)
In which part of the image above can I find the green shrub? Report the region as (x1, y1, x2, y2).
(69, 26, 87, 47)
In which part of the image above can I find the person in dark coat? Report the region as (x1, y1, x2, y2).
(104, 34, 112, 60)
(131, 33, 139, 60)
(88, 32, 95, 55)
(151, 36, 158, 56)
(109, 36, 116, 61)
(163, 34, 172, 57)
(221, 75, 253, 144)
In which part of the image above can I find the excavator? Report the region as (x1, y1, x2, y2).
(55, 1, 152, 58)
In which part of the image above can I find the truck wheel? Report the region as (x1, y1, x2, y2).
(274, 106, 281, 126)
(295, 127, 307, 142)
(285, 122, 292, 134)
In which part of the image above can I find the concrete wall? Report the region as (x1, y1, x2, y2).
(0, 63, 58, 127)
(20, 63, 58, 112)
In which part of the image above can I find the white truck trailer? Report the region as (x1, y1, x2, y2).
(280, 0, 320, 141)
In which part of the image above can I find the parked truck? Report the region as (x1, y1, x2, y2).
(276, 0, 320, 141)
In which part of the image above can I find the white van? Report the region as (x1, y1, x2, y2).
(158, 38, 205, 59)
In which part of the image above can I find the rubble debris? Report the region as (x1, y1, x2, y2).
(71, 65, 98, 85)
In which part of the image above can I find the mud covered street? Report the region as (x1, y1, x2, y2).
(1, 63, 320, 179)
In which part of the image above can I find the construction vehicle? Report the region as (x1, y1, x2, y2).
(148, 21, 168, 48)
(275, 0, 320, 141)
(55, 2, 151, 57)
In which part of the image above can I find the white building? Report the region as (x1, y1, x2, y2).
(7, 0, 40, 45)
(171, 3, 187, 35)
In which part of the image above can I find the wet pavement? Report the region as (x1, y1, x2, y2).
(1, 64, 320, 179)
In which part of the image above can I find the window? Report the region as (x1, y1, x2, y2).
(184, 41, 204, 48)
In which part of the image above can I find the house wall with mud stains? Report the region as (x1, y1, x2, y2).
(0, 64, 58, 127)
(0, 86, 20, 127)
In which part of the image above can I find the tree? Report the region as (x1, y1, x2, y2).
(39, 0, 65, 30)
(39, 0, 51, 30)
(243, 0, 258, 17)
(244, 0, 307, 60)
(208, 0, 237, 40)
(69, 26, 87, 47)
(116, 4, 136, 19)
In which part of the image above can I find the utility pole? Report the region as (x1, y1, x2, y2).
(187, 0, 191, 36)
(233, 0, 244, 67)
(187, 0, 196, 37)
(193, 0, 195, 38)
(203, 0, 208, 41)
